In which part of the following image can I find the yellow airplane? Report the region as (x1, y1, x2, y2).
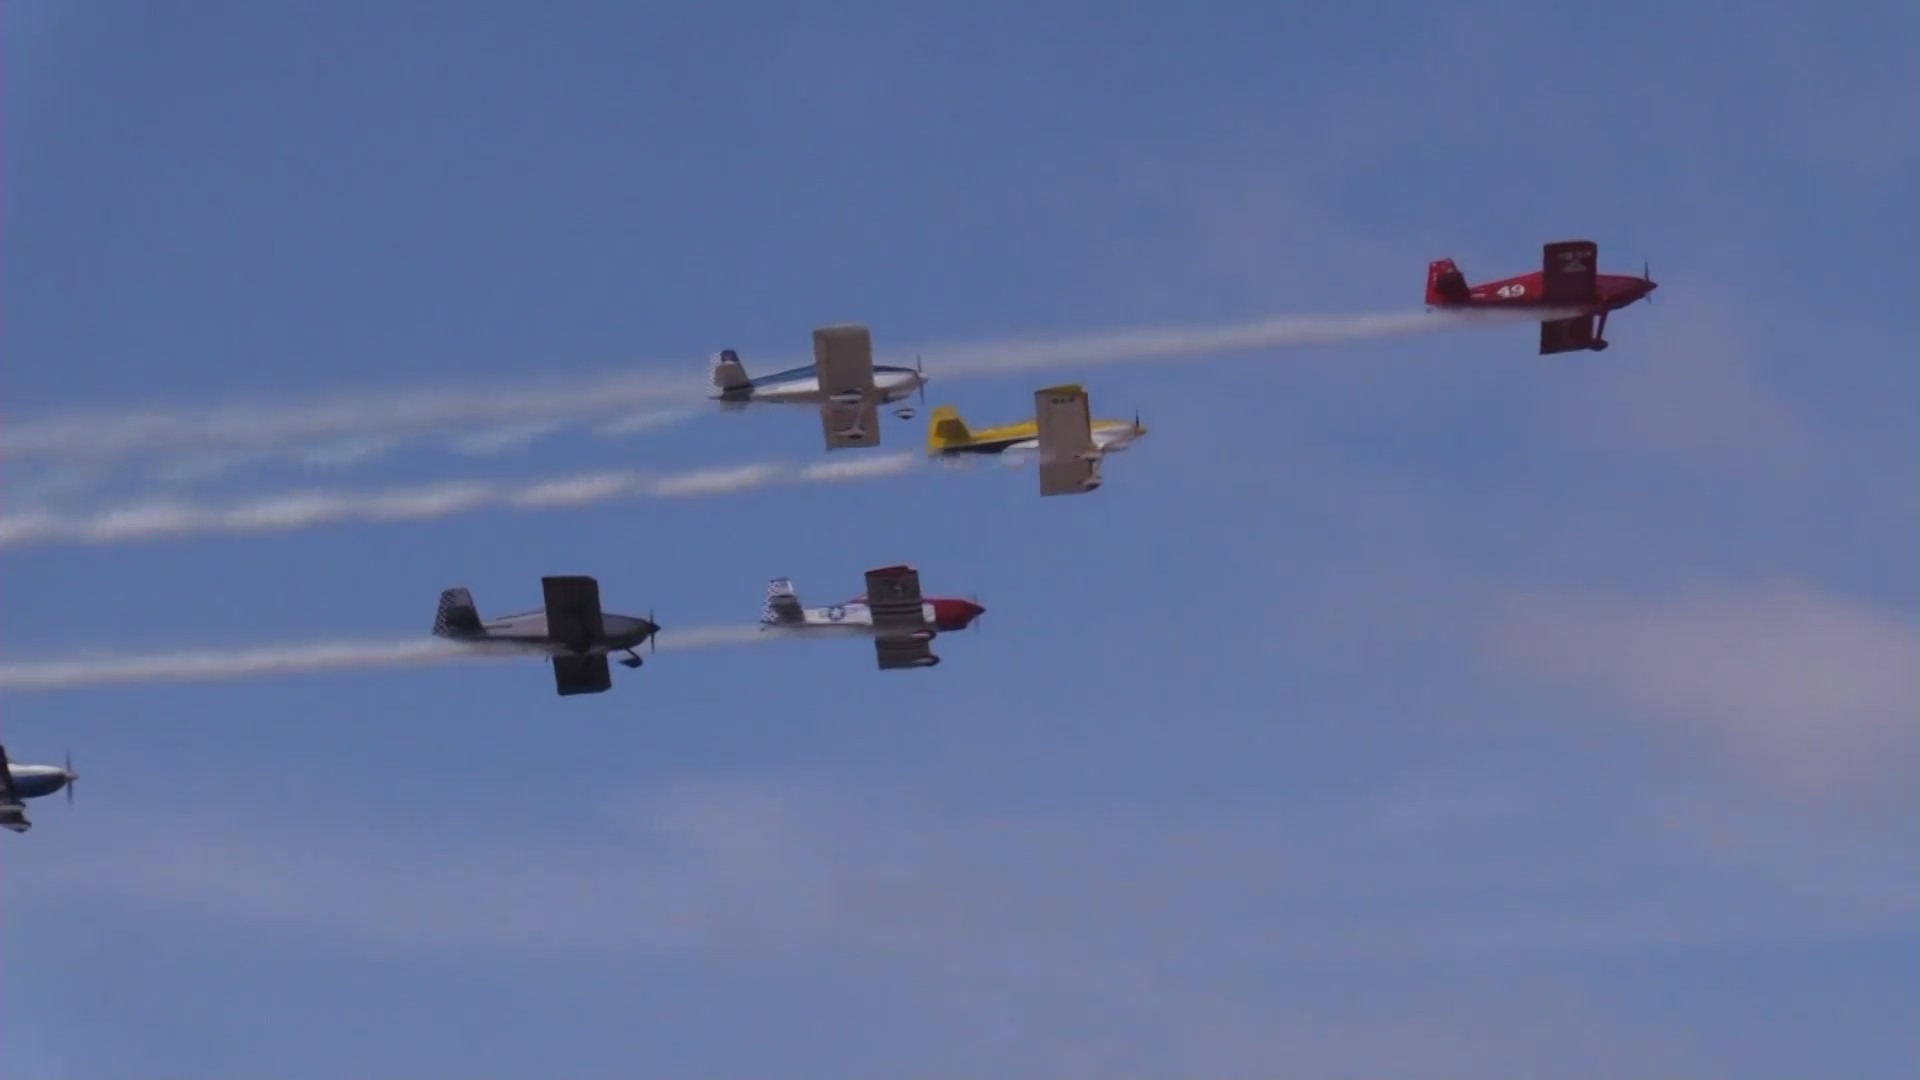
(924, 384, 1148, 496)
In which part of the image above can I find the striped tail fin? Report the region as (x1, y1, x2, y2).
(761, 578, 804, 625)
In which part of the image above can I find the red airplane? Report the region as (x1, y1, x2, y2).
(1425, 239, 1657, 354)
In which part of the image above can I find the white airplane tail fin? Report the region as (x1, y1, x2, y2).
(761, 578, 804, 625)
(710, 349, 752, 398)
(433, 587, 483, 637)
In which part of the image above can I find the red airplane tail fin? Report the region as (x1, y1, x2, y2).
(1426, 259, 1469, 305)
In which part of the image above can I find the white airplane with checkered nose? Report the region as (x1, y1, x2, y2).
(431, 575, 660, 697)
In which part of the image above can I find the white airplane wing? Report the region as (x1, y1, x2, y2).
(1034, 383, 1100, 497)
(863, 564, 936, 670)
(814, 324, 881, 450)
(0, 746, 30, 834)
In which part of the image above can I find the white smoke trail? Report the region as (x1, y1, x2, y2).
(0, 452, 924, 550)
(17, 411, 703, 510)
(144, 439, 400, 489)
(2, 309, 1484, 464)
(297, 436, 406, 468)
(444, 421, 571, 457)
(0, 625, 774, 692)
(591, 407, 701, 437)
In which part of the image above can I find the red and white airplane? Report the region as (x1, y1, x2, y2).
(1425, 239, 1657, 354)
(758, 565, 984, 670)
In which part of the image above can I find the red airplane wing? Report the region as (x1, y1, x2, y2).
(1539, 315, 1597, 354)
(1540, 240, 1598, 304)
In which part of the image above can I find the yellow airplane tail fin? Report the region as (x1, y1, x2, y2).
(925, 406, 972, 454)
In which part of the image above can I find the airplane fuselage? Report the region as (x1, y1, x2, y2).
(1432, 272, 1657, 321)
(763, 599, 984, 637)
(935, 420, 1146, 458)
(445, 611, 660, 657)
(8, 764, 72, 801)
(712, 364, 926, 408)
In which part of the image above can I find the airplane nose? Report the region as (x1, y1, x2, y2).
(966, 600, 986, 623)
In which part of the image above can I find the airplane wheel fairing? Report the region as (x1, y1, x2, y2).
(1591, 340, 1611, 352)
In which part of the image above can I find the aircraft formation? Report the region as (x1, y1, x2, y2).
(4, 239, 1655, 833)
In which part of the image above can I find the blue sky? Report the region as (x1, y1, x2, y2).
(3, 2, 1915, 1077)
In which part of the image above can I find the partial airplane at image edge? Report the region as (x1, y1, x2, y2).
(431, 575, 662, 697)
(758, 565, 985, 670)
(0, 744, 77, 834)
(924, 383, 1148, 496)
(1424, 238, 1657, 354)
(707, 323, 929, 450)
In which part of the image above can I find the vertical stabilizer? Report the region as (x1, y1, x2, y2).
(761, 578, 805, 625)
(924, 405, 973, 453)
(1426, 258, 1469, 305)
(433, 587, 483, 637)
(710, 349, 752, 398)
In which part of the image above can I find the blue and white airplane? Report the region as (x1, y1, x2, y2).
(707, 323, 929, 450)
(0, 745, 77, 834)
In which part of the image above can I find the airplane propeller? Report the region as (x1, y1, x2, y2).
(892, 354, 930, 421)
(647, 608, 659, 654)
(1643, 258, 1654, 303)
(63, 751, 76, 806)
(970, 592, 984, 634)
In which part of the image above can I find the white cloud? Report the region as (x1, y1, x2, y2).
(1520, 289, 1833, 495)
(17, 768, 1908, 969)
(1484, 581, 1920, 797)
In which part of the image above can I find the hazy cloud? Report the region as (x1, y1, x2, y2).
(20, 769, 1909, 967)
(1485, 581, 1919, 798)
